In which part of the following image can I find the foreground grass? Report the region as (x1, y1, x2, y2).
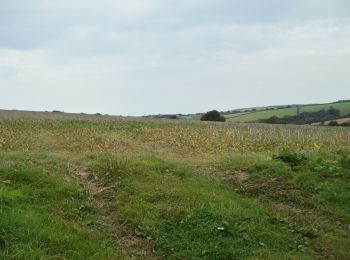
(219, 150, 350, 258)
(0, 152, 122, 259)
(0, 118, 349, 258)
(92, 156, 310, 259)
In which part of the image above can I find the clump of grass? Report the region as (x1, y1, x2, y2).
(298, 227, 318, 239)
(273, 149, 307, 167)
(93, 155, 130, 179)
(338, 149, 350, 169)
(105, 157, 130, 177)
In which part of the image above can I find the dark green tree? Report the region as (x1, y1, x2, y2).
(328, 107, 341, 117)
(200, 110, 226, 122)
(328, 121, 339, 126)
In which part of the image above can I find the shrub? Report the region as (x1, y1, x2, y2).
(200, 110, 226, 122)
(273, 149, 307, 167)
(328, 121, 339, 126)
(167, 115, 178, 119)
(328, 106, 340, 117)
(264, 116, 281, 124)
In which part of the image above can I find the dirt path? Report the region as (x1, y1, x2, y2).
(72, 166, 161, 259)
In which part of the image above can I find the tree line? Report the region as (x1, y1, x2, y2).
(257, 107, 349, 125)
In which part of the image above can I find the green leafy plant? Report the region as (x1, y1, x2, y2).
(273, 149, 307, 167)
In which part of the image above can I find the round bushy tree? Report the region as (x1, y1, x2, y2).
(200, 110, 226, 122)
(328, 121, 339, 126)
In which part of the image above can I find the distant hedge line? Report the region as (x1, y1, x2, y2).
(256, 107, 349, 125)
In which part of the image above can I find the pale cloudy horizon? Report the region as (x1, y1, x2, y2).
(1, 0, 350, 116)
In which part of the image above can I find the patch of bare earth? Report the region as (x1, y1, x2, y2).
(72, 167, 160, 259)
(224, 172, 250, 186)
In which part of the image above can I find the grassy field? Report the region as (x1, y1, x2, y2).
(227, 101, 350, 122)
(0, 109, 127, 121)
(1, 117, 350, 259)
(312, 117, 350, 126)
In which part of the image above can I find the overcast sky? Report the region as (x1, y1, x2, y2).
(1, 0, 350, 115)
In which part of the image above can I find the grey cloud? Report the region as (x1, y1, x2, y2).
(0, 0, 349, 115)
(1, 0, 349, 50)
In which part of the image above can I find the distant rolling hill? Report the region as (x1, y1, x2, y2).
(226, 101, 350, 123)
(0, 109, 128, 120)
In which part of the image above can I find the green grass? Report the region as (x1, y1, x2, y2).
(0, 118, 350, 258)
(0, 152, 121, 259)
(219, 150, 350, 258)
(227, 101, 350, 122)
(220, 150, 350, 219)
(92, 155, 311, 259)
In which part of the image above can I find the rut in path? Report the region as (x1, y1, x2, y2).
(72, 167, 161, 259)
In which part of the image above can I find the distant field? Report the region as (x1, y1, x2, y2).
(330, 117, 350, 124)
(227, 102, 350, 122)
(224, 112, 250, 119)
(312, 117, 350, 125)
(0, 109, 126, 121)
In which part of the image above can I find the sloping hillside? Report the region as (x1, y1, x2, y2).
(0, 109, 128, 121)
(226, 101, 350, 123)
